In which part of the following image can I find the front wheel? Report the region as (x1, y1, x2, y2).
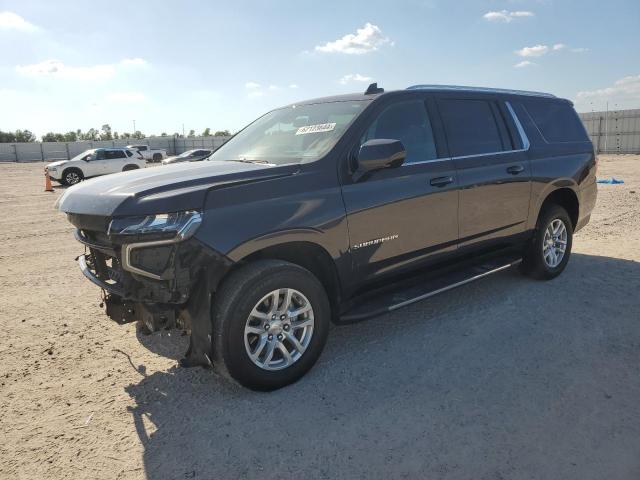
(61, 168, 83, 186)
(521, 205, 573, 280)
(212, 260, 330, 391)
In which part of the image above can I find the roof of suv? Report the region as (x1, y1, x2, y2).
(289, 84, 559, 107)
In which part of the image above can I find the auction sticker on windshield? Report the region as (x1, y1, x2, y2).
(295, 123, 336, 135)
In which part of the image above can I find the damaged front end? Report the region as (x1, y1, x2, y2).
(69, 211, 232, 367)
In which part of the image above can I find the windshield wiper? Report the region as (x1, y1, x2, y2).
(229, 159, 273, 165)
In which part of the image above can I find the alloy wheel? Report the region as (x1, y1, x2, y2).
(244, 288, 314, 371)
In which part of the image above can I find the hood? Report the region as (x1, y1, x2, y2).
(57, 160, 298, 217)
(47, 160, 68, 168)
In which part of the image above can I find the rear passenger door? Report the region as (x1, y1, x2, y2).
(341, 96, 459, 282)
(102, 149, 127, 174)
(436, 97, 531, 248)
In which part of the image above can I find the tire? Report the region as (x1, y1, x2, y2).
(212, 259, 330, 391)
(520, 204, 573, 280)
(152, 153, 162, 162)
(61, 168, 83, 186)
(122, 164, 139, 172)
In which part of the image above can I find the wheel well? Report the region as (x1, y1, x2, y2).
(237, 242, 341, 321)
(123, 164, 140, 171)
(539, 188, 579, 229)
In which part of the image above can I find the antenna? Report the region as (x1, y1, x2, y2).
(365, 83, 384, 95)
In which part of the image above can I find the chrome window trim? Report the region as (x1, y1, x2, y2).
(505, 101, 530, 151)
(406, 84, 555, 98)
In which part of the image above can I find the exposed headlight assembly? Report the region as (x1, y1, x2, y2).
(108, 210, 202, 240)
(108, 211, 202, 280)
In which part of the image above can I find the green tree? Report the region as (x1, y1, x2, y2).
(121, 132, 132, 139)
(188, 129, 195, 137)
(42, 132, 65, 142)
(214, 129, 231, 136)
(113, 132, 119, 140)
(64, 131, 78, 142)
(15, 129, 36, 142)
(202, 128, 211, 137)
(0, 130, 16, 142)
(160, 132, 168, 137)
(101, 124, 113, 141)
(132, 130, 144, 139)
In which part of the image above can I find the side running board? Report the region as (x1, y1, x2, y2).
(340, 254, 522, 323)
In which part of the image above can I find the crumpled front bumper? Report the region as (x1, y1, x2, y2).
(73, 227, 233, 329)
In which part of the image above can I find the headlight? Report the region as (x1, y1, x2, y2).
(108, 210, 202, 240)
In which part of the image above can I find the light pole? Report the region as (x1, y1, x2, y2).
(133, 119, 136, 133)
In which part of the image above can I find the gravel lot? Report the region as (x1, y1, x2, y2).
(1, 156, 639, 480)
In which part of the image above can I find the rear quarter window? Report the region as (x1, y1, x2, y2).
(522, 100, 588, 143)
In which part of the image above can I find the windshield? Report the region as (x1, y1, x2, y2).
(208, 100, 369, 165)
(69, 149, 96, 161)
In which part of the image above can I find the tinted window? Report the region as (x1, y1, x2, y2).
(125, 150, 133, 157)
(522, 100, 588, 143)
(361, 99, 437, 163)
(438, 99, 506, 156)
(105, 150, 126, 159)
(95, 150, 105, 160)
(138, 146, 147, 151)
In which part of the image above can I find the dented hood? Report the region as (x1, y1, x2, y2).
(57, 160, 297, 216)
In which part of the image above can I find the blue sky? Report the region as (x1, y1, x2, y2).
(1, 0, 639, 137)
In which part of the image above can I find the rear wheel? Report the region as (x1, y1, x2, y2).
(152, 153, 162, 162)
(521, 205, 573, 280)
(61, 168, 83, 186)
(122, 164, 139, 172)
(212, 260, 330, 391)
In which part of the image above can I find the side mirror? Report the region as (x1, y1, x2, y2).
(355, 139, 406, 180)
(83, 155, 92, 162)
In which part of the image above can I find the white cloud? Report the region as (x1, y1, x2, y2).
(339, 73, 373, 85)
(315, 23, 391, 54)
(552, 43, 566, 51)
(268, 84, 279, 91)
(16, 59, 116, 80)
(515, 44, 549, 57)
(15, 58, 149, 81)
(576, 75, 640, 105)
(571, 47, 589, 53)
(245, 82, 260, 89)
(121, 57, 148, 66)
(514, 61, 537, 68)
(107, 91, 147, 102)
(483, 10, 534, 22)
(0, 11, 37, 32)
(289, 84, 299, 89)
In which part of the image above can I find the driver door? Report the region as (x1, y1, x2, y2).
(341, 96, 459, 282)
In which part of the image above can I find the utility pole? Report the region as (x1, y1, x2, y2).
(182, 123, 185, 137)
(133, 119, 136, 133)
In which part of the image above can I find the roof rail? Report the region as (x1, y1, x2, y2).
(406, 84, 555, 98)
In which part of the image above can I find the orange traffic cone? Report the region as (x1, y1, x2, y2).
(44, 169, 54, 192)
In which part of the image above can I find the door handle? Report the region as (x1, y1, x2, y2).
(507, 165, 524, 175)
(430, 176, 454, 187)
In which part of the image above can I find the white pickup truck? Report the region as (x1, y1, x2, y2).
(126, 145, 168, 163)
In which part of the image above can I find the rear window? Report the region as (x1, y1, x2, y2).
(437, 99, 508, 157)
(522, 100, 588, 143)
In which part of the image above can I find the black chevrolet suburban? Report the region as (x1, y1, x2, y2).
(56, 83, 597, 390)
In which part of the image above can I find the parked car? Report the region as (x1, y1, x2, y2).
(126, 145, 167, 163)
(46, 148, 146, 186)
(162, 149, 213, 165)
(56, 83, 597, 390)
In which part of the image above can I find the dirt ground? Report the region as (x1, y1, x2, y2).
(1, 156, 639, 480)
